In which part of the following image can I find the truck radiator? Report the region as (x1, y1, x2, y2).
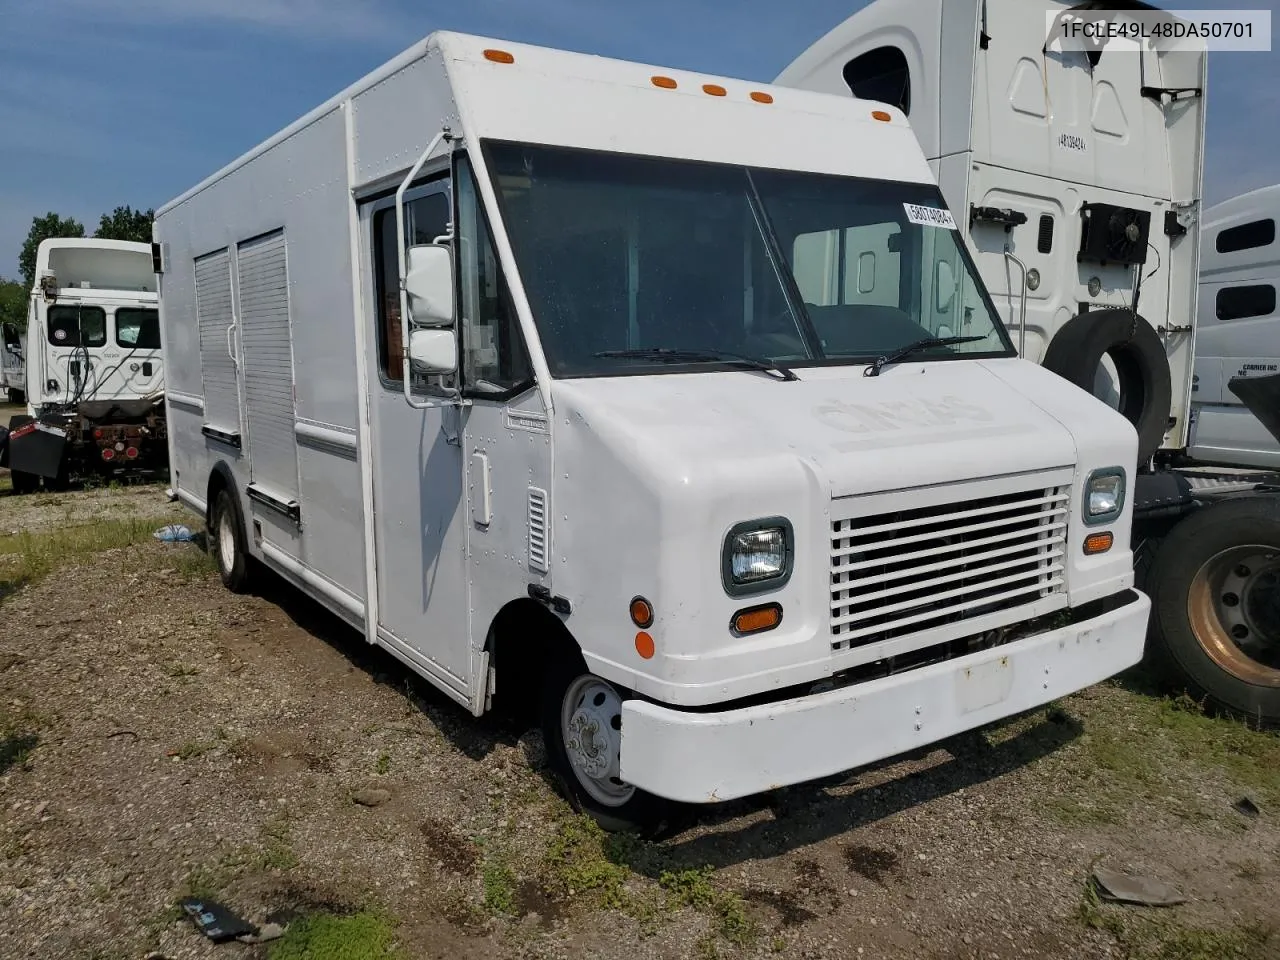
(830, 485, 1069, 649)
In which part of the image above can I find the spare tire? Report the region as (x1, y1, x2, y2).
(1041, 308, 1172, 464)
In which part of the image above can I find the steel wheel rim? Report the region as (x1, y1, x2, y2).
(1187, 545, 1280, 687)
(218, 508, 236, 573)
(560, 674, 635, 807)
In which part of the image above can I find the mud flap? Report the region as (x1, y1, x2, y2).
(7, 417, 68, 480)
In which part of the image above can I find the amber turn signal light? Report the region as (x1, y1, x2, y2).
(871, 109, 892, 121)
(651, 75, 678, 89)
(629, 596, 654, 629)
(635, 631, 655, 659)
(731, 603, 782, 636)
(1084, 532, 1113, 555)
(483, 49, 515, 64)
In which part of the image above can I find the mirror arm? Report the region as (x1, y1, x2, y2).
(396, 127, 462, 410)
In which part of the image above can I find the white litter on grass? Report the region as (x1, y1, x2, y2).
(153, 524, 195, 542)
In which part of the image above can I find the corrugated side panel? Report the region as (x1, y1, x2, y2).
(236, 230, 300, 500)
(194, 249, 240, 434)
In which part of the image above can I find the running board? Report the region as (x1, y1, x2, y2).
(246, 483, 301, 524)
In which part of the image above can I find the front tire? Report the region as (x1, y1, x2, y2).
(1147, 495, 1280, 728)
(540, 652, 667, 834)
(210, 487, 251, 593)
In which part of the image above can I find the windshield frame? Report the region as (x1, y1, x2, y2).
(480, 139, 1018, 380)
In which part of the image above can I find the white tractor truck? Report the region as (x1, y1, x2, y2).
(2, 238, 167, 493)
(154, 30, 1150, 830)
(776, 0, 1280, 726)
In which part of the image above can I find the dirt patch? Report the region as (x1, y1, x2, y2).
(1, 493, 1278, 959)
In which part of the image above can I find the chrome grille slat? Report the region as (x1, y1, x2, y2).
(831, 484, 1069, 649)
(831, 551, 1066, 609)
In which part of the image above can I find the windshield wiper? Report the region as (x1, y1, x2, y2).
(863, 336, 988, 377)
(595, 347, 799, 381)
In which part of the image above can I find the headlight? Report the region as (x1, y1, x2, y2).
(1084, 468, 1125, 524)
(722, 518, 794, 596)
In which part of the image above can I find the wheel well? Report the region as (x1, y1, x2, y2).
(485, 597, 580, 721)
(205, 463, 235, 529)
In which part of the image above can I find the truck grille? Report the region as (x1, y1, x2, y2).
(830, 485, 1069, 648)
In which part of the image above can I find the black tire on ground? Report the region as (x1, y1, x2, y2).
(210, 487, 251, 593)
(10, 470, 39, 495)
(1041, 308, 1172, 465)
(6, 389, 22, 405)
(540, 650, 668, 835)
(1147, 495, 1280, 728)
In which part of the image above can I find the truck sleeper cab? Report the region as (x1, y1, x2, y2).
(155, 32, 1150, 831)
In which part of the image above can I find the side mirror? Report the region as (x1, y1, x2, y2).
(934, 259, 956, 314)
(404, 244, 453, 326)
(408, 328, 458, 375)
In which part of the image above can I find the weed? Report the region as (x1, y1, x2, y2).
(660, 867, 757, 947)
(375, 751, 390, 776)
(175, 740, 213, 760)
(0, 708, 46, 774)
(267, 910, 402, 960)
(543, 815, 631, 908)
(260, 820, 300, 872)
(1152, 922, 1274, 960)
(482, 860, 517, 915)
(167, 663, 200, 678)
(0, 517, 157, 599)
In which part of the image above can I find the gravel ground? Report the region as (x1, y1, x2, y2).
(1, 484, 1278, 960)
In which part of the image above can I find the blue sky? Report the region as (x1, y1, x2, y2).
(1, 0, 1277, 280)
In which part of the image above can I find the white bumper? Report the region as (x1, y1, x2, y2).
(618, 591, 1150, 804)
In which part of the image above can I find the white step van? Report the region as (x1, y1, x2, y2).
(154, 32, 1149, 829)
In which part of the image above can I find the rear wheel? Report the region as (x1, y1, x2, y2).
(1148, 496, 1280, 728)
(210, 487, 251, 593)
(6, 389, 22, 405)
(540, 652, 667, 834)
(9, 470, 39, 495)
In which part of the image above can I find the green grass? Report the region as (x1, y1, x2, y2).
(0, 517, 158, 598)
(375, 751, 390, 776)
(482, 860, 517, 915)
(0, 708, 46, 774)
(267, 911, 402, 960)
(1034, 686, 1280, 827)
(659, 867, 757, 948)
(542, 816, 632, 908)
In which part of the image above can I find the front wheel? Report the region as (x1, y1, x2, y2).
(540, 653, 667, 834)
(1147, 496, 1280, 728)
(9, 470, 39, 495)
(210, 488, 251, 593)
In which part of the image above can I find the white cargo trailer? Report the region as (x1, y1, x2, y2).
(4, 239, 167, 493)
(155, 32, 1149, 829)
(1187, 184, 1280, 469)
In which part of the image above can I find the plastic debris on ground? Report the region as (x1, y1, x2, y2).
(153, 524, 196, 542)
(1091, 866, 1187, 907)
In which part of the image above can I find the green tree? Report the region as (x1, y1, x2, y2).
(94, 205, 154, 244)
(19, 212, 85, 290)
(0, 278, 26, 334)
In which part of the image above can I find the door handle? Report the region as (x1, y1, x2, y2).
(225, 322, 238, 367)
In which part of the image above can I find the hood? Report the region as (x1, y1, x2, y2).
(551, 358, 1083, 498)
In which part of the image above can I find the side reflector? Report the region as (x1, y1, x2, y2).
(635, 631, 655, 659)
(750, 91, 774, 104)
(652, 75, 678, 89)
(872, 110, 892, 122)
(1084, 532, 1113, 555)
(702, 83, 727, 97)
(731, 603, 782, 636)
(483, 49, 515, 64)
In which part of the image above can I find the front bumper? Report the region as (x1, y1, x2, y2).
(618, 590, 1150, 804)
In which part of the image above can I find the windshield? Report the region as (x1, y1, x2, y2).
(485, 142, 1014, 378)
(116, 308, 161, 349)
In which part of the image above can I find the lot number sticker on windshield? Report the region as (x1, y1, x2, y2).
(904, 203, 957, 230)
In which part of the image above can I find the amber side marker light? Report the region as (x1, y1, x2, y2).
(629, 596, 654, 629)
(732, 603, 783, 636)
(635, 631, 656, 660)
(871, 110, 892, 122)
(1084, 532, 1113, 555)
(652, 75, 678, 89)
(750, 91, 774, 104)
(483, 49, 515, 64)
(702, 83, 727, 97)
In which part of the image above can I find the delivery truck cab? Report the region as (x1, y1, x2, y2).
(154, 32, 1150, 830)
